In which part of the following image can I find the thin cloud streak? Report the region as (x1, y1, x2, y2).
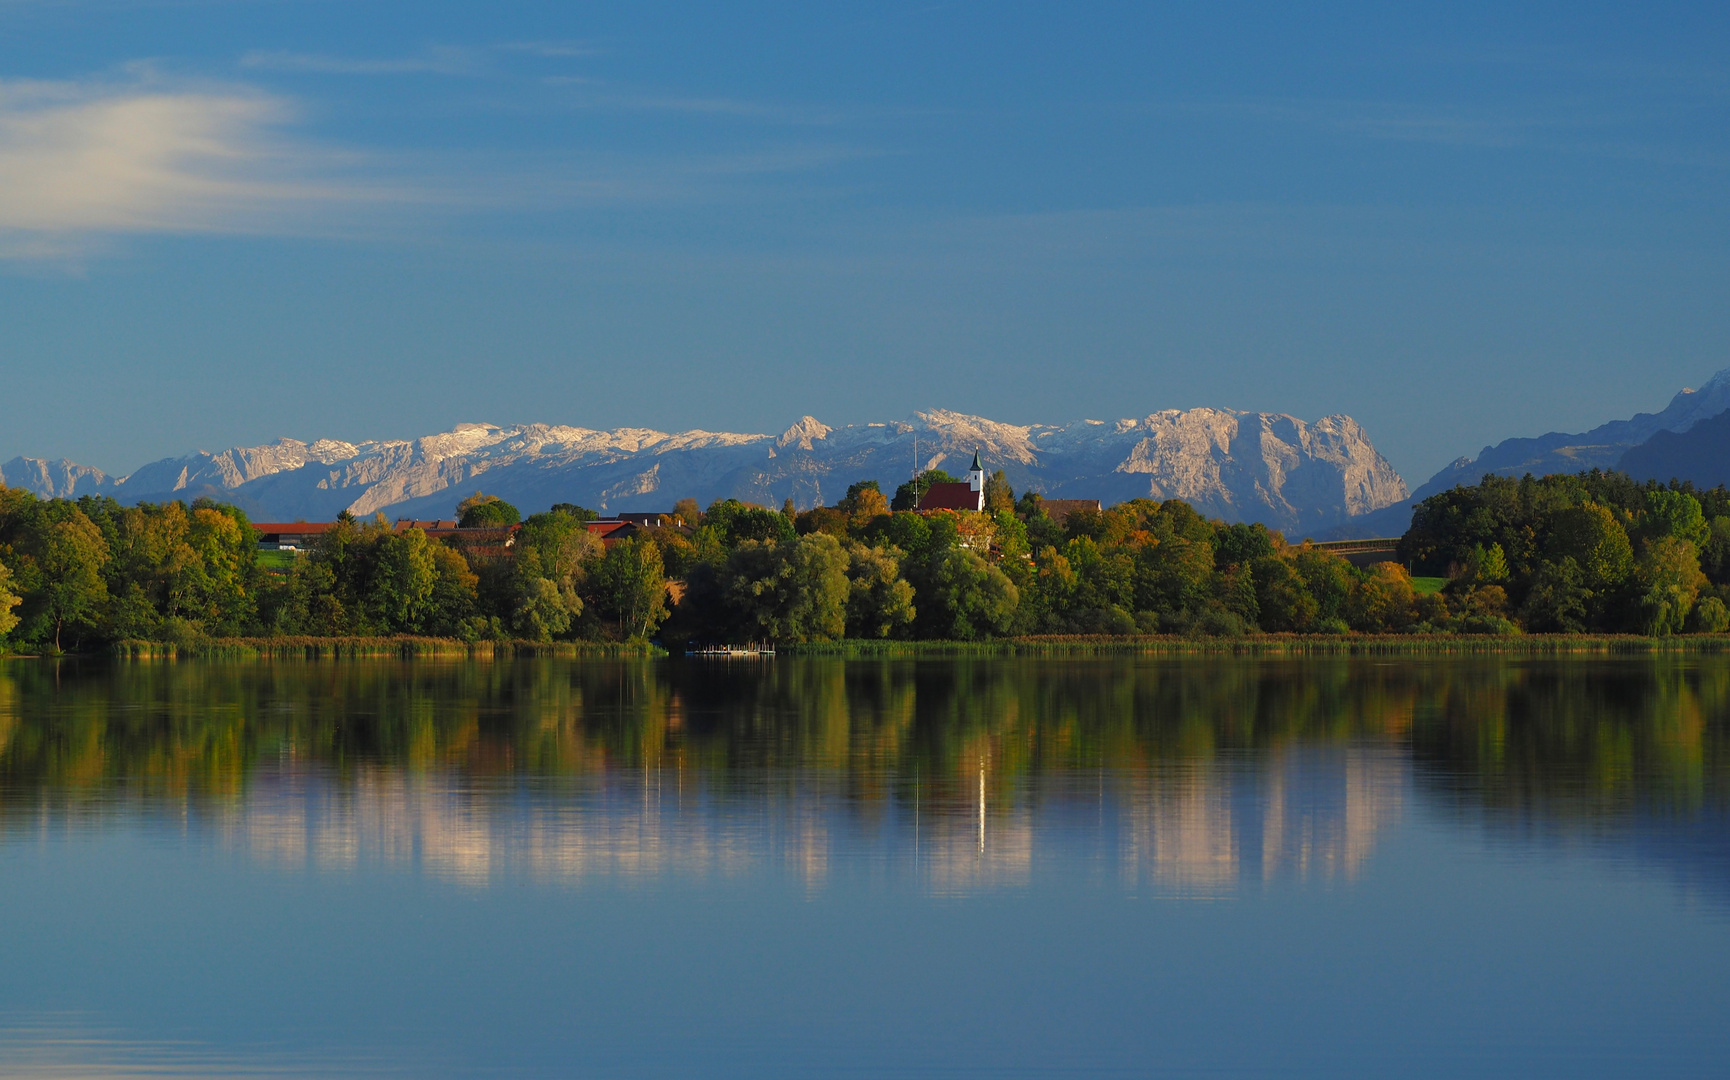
(496, 40, 602, 59)
(238, 46, 478, 77)
(0, 73, 426, 255)
(1127, 94, 1730, 168)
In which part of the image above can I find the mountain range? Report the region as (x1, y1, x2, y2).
(2, 408, 1409, 536)
(1323, 367, 1730, 538)
(11, 368, 1730, 539)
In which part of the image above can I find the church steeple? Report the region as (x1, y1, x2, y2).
(967, 450, 985, 507)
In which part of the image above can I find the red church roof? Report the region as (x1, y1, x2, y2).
(918, 482, 982, 512)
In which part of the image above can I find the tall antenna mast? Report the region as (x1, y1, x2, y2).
(913, 421, 920, 511)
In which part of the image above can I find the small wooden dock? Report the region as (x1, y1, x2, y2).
(685, 644, 777, 658)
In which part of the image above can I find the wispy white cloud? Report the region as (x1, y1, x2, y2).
(496, 40, 602, 59)
(238, 46, 477, 77)
(537, 78, 852, 125)
(235, 41, 599, 78)
(0, 72, 419, 256)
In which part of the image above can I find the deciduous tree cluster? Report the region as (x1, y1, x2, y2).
(1398, 470, 1730, 635)
(9, 466, 1730, 652)
(0, 490, 670, 651)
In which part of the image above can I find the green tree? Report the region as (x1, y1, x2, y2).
(845, 544, 916, 638)
(592, 535, 668, 639)
(549, 502, 599, 523)
(705, 499, 796, 547)
(722, 533, 851, 643)
(1131, 535, 1214, 615)
(517, 510, 603, 610)
(1519, 557, 1590, 632)
(1700, 516, 1730, 583)
(917, 548, 1019, 639)
(1546, 503, 1634, 593)
(371, 528, 439, 632)
(1642, 489, 1708, 547)
(891, 470, 959, 512)
(1689, 595, 1730, 633)
(1063, 535, 1135, 615)
(1290, 546, 1355, 623)
(1213, 522, 1277, 567)
(1461, 542, 1509, 585)
(1251, 555, 1318, 632)
(1634, 535, 1706, 636)
(795, 507, 850, 538)
(512, 575, 574, 641)
(457, 493, 521, 528)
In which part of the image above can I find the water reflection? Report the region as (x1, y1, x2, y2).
(0, 1016, 376, 1078)
(0, 656, 1725, 899)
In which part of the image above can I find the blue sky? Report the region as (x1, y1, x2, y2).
(2, 1, 1728, 484)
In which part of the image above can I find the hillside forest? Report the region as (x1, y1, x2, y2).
(3, 469, 1730, 651)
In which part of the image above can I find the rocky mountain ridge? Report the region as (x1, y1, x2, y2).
(1, 407, 1409, 536)
(1324, 367, 1730, 538)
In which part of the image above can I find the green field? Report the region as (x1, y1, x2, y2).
(257, 549, 299, 571)
(1412, 576, 1447, 595)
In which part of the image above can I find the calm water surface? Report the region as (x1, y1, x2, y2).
(0, 655, 1726, 1078)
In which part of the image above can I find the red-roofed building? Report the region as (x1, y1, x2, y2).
(252, 522, 337, 549)
(916, 451, 986, 513)
(585, 520, 640, 544)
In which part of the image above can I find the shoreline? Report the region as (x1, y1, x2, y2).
(779, 635, 1730, 657)
(101, 637, 667, 659)
(6, 634, 1730, 660)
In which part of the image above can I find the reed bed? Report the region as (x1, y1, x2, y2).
(110, 636, 663, 660)
(781, 634, 1730, 657)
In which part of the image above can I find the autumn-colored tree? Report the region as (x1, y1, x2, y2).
(0, 558, 20, 640)
(984, 470, 1015, 514)
(836, 481, 890, 524)
(1346, 562, 1417, 633)
(22, 501, 111, 650)
(672, 498, 702, 528)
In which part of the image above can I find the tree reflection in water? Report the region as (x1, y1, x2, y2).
(0, 656, 1724, 898)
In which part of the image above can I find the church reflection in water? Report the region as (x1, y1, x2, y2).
(216, 741, 1404, 895)
(0, 655, 1724, 898)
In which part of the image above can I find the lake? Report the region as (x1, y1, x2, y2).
(0, 655, 1725, 1078)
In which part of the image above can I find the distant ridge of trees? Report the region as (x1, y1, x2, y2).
(4, 466, 1730, 653)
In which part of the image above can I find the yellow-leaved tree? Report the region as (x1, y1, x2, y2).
(0, 558, 20, 640)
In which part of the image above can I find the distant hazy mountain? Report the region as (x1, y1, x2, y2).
(1322, 368, 1730, 539)
(1617, 409, 1730, 488)
(1, 407, 1408, 536)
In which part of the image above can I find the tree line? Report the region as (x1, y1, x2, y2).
(1397, 469, 1730, 634)
(4, 467, 1730, 651)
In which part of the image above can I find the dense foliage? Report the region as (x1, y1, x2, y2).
(1397, 469, 1730, 634)
(661, 477, 1527, 644)
(0, 489, 667, 651)
(6, 466, 1730, 651)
